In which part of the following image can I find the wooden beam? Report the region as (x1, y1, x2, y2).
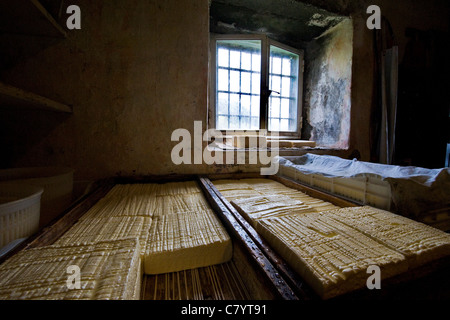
(0, 82, 72, 113)
(30, 0, 68, 38)
(198, 176, 299, 300)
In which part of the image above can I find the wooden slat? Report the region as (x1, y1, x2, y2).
(142, 261, 251, 300)
(198, 176, 298, 300)
(0, 82, 72, 113)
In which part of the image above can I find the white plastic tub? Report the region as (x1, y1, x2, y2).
(0, 182, 43, 249)
(0, 167, 74, 227)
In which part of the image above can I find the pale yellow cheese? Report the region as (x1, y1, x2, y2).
(55, 216, 152, 259)
(62, 181, 233, 276)
(231, 195, 316, 228)
(327, 206, 450, 268)
(144, 209, 232, 275)
(0, 238, 142, 300)
(258, 212, 408, 299)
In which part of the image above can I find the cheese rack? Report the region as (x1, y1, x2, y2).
(0, 174, 449, 300)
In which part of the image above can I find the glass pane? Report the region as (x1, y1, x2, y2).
(269, 45, 299, 132)
(270, 118, 280, 132)
(216, 39, 262, 130)
(218, 69, 228, 91)
(241, 95, 251, 116)
(230, 70, 240, 92)
(251, 117, 259, 130)
(270, 97, 280, 118)
(218, 48, 229, 68)
(281, 77, 291, 97)
(282, 58, 291, 75)
(229, 116, 240, 130)
(271, 75, 281, 94)
(271, 57, 282, 74)
(217, 116, 228, 129)
(280, 98, 290, 118)
(230, 50, 240, 69)
(241, 72, 251, 94)
(252, 73, 260, 95)
(218, 93, 228, 115)
(241, 52, 251, 70)
(241, 116, 250, 129)
(251, 96, 260, 117)
(230, 94, 240, 115)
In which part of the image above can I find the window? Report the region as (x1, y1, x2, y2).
(210, 34, 304, 137)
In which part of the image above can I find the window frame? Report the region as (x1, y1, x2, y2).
(209, 33, 304, 138)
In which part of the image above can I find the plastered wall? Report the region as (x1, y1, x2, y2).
(0, 0, 449, 180)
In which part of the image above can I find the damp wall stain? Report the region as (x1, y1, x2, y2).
(303, 18, 353, 149)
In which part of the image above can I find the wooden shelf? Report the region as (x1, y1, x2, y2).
(0, 82, 72, 113)
(0, 0, 67, 38)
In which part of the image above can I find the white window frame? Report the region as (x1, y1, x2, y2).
(209, 33, 304, 138)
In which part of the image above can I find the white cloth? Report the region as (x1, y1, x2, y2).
(278, 154, 450, 220)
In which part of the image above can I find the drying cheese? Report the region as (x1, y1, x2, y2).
(55, 216, 152, 259)
(231, 195, 316, 228)
(213, 178, 339, 220)
(258, 212, 408, 299)
(144, 209, 232, 275)
(0, 238, 142, 300)
(327, 206, 450, 268)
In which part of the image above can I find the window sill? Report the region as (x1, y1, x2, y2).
(217, 135, 316, 149)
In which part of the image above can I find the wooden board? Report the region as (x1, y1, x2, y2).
(0, 82, 72, 113)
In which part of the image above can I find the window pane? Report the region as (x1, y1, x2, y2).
(252, 53, 261, 72)
(218, 48, 229, 67)
(270, 97, 280, 118)
(230, 50, 240, 69)
(241, 95, 251, 116)
(229, 116, 240, 130)
(241, 116, 250, 129)
(269, 45, 299, 132)
(251, 96, 260, 117)
(270, 118, 280, 131)
(280, 119, 289, 131)
(217, 116, 228, 129)
(216, 39, 262, 130)
(230, 94, 240, 115)
(281, 77, 291, 97)
(251, 117, 259, 130)
(218, 69, 229, 91)
(241, 72, 251, 94)
(218, 93, 228, 115)
(282, 58, 291, 75)
(280, 98, 290, 118)
(252, 73, 260, 94)
(271, 57, 282, 74)
(241, 52, 251, 70)
(271, 75, 281, 94)
(230, 70, 240, 92)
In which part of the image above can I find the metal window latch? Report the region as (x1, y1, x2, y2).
(269, 90, 280, 96)
(262, 87, 280, 97)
